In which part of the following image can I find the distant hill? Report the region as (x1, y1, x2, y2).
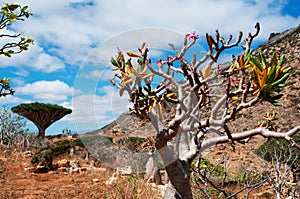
(87, 24, 300, 137)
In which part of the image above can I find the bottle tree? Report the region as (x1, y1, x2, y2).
(0, 3, 33, 97)
(110, 23, 300, 198)
(11, 102, 72, 141)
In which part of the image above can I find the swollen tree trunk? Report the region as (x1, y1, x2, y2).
(150, 111, 193, 199)
(156, 141, 192, 199)
(37, 126, 45, 140)
(163, 159, 192, 199)
(37, 126, 46, 146)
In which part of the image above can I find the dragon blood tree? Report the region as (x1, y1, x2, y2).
(110, 23, 300, 198)
(11, 102, 72, 142)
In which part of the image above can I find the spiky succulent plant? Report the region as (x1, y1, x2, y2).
(250, 49, 291, 106)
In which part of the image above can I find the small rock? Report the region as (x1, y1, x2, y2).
(70, 160, 80, 169)
(24, 167, 35, 172)
(23, 151, 33, 158)
(34, 165, 48, 173)
(92, 178, 100, 183)
(80, 167, 87, 172)
(112, 129, 119, 133)
(218, 145, 226, 150)
(89, 166, 107, 172)
(58, 167, 68, 172)
(105, 173, 118, 185)
(57, 159, 70, 168)
(70, 167, 79, 173)
(48, 170, 58, 174)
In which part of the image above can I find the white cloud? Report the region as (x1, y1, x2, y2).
(72, 86, 130, 131)
(16, 80, 74, 101)
(0, 95, 31, 105)
(0, 43, 65, 73)
(80, 69, 107, 79)
(11, 77, 26, 86)
(13, 69, 30, 77)
(4, 0, 300, 71)
(31, 52, 65, 72)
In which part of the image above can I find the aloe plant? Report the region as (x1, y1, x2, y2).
(249, 49, 290, 105)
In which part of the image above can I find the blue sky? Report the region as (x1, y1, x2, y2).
(0, 0, 299, 135)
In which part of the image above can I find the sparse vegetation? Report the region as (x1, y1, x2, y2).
(256, 135, 300, 183)
(34, 138, 84, 157)
(0, 106, 35, 149)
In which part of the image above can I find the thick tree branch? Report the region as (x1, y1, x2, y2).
(200, 126, 300, 153)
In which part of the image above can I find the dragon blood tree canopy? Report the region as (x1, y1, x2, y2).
(11, 102, 72, 140)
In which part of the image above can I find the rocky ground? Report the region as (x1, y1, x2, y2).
(0, 145, 162, 199)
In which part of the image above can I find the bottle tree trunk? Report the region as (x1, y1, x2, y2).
(37, 126, 46, 146)
(156, 142, 192, 199)
(163, 160, 192, 199)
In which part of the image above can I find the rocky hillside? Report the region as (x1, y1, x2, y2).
(235, 24, 300, 132)
(89, 24, 300, 137)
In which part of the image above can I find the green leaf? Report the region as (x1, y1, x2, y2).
(271, 73, 289, 86)
(24, 12, 30, 18)
(271, 101, 281, 106)
(258, 49, 267, 70)
(250, 57, 263, 71)
(277, 55, 285, 67)
(277, 83, 287, 88)
(269, 121, 276, 126)
(243, 49, 251, 62)
(265, 65, 277, 84)
(7, 50, 14, 54)
(21, 6, 28, 12)
(269, 52, 277, 67)
(110, 57, 119, 67)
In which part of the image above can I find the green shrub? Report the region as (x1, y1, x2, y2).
(51, 140, 72, 156)
(256, 135, 300, 182)
(73, 138, 84, 147)
(80, 135, 113, 147)
(31, 149, 53, 171)
(117, 136, 145, 152)
(196, 158, 227, 177)
(34, 138, 85, 158)
(255, 135, 300, 165)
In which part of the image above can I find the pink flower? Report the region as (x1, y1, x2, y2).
(117, 47, 122, 54)
(156, 59, 166, 65)
(230, 77, 239, 84)
(167, 56, 179, 65)
(186, 31, 199, 40)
